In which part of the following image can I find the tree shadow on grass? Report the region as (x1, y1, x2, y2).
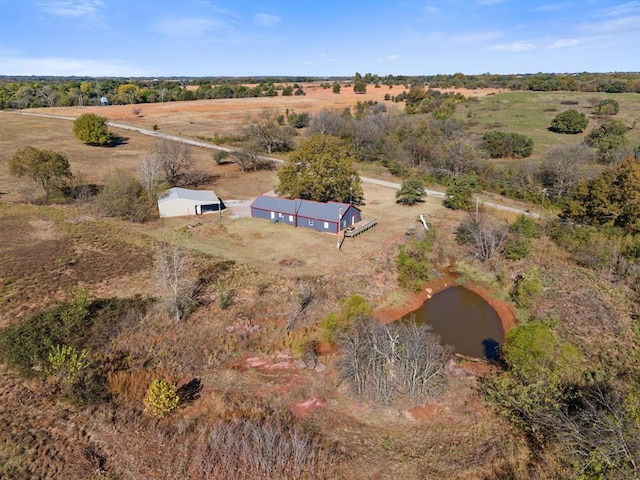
(178, 378, 203, 406)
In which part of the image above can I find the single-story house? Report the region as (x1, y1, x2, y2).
(250, 195, 361, 234)
(158, 187, 222, 218)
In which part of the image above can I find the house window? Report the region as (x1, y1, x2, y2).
(308, 219, 314, 226)
(324, 221, 329, 229)
(289, 215, 293, 222)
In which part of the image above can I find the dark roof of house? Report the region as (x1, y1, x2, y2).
(250, 195, 297, 215)
(250, 195, 360, 222)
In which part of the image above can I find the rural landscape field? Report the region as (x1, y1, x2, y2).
(1, 71, 639, 480)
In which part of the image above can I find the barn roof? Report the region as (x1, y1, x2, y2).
(158, 187, 219, 205)
(250, 195, 359, 222)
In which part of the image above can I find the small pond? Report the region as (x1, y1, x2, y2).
(400, 285, 504, 359)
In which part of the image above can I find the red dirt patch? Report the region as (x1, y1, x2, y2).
(406, 403, 441, 421)
(291, 396, 326, 418)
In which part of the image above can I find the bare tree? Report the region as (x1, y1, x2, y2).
(337, 318, 450, 405)
(308, 109, 348, 136)
(139, 154, 165, 206)
(541, 143, 595, 198)
(243, 110, 295, 154)
(155, 239, 195, 321)
(457, 214, 510, 263)
(38, 85, 58, 108)
(152, 141, 193, 187)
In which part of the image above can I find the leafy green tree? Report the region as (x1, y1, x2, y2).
(117, 83, 141, 104)
(281, 85, 293, 96)
(143, 378, 180, 418)
(277, 134, 363, 203)
(353, 79, 367, 94)
(444, 173, 480, 210)
(396, 178, 426, 205)
(593, 98, 619, 115)
(550, 109, 588, 134)
(562, 157, 640, 233)
(482, 131, 534, 158)
(585, 120, 629, 164)
(9, 146, 73, 197)
(73, 113, 114, 146)
(482, 320, 584, 443)
(332, 82, 341, 94)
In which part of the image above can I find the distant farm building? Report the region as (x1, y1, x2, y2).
(158, 187, 222, 218)
(250, 195, 361, 234)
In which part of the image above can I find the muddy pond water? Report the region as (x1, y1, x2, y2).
(400, 285, 504, 359)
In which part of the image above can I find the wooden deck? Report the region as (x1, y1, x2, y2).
(343, 218, 378, 237)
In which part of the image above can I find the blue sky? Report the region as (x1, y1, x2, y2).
(0, 0, 638, 77)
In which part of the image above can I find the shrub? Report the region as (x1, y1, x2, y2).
(45, 344, 90, 385)
(482, 131, 533, 158)
(73, 113, 114, 146)
(549, 109, 588, 134)
(504, 236, 531, 260)
(396, 232, 435, 290)
(143, 378, 180, 418)
(287, 111, 310, 128)
(0, 295, 151, 378)
(96, 171, 150, 222)
(395, 178, 426, 205)
(321, 294, 371, 345)
(593, 98, 619, 115)
(511, 266, 543, 308)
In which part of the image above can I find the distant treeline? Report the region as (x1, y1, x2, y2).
(0, 72, 638, 110)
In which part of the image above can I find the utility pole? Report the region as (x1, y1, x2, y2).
(539, 188, 547, 220)
(475, 195, 479, 221)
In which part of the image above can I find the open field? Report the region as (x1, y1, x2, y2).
(1, 89, 638, 479)
(457, 91, 640, 157)
(25, 83, 507, 141)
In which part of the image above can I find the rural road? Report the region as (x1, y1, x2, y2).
(13, 111, 540, 219)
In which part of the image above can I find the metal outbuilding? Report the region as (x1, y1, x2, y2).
(158, 187, 222, 218)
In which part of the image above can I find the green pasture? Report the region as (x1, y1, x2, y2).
(459, 91, 640, 158)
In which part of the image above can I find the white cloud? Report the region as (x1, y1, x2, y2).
(533, 3, 570, 12)
(494, 42, 536, 52)
(0, 55, 149, 76)
(386, 54, 399, 61)
(578, 15, 640, 34)
(37, 0, 103, 18)
(549, 38, 580, 49)
(477, 0, 506, 5)
(254, 13, 280, 27)
(150, 17, 229, 37)
(600, 1, 640, 17)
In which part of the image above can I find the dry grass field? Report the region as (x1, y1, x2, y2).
(2, 86, 636, 479)
(25, 83, 506, 140)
